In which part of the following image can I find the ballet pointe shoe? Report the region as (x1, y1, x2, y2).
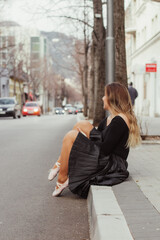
(52, 179, 69, 197)
(48, 162, 60, 181)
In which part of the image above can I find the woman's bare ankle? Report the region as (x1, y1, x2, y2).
(57, 176, 68, 184)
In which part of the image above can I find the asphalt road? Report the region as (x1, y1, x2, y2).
(0, 115, 89, 240)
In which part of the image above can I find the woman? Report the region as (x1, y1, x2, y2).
(48, 82, 141, 198)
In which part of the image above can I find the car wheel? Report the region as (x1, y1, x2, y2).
(23, 115, 26, 117)
(13, 112, 17, 119)
(18, 114, 21, 118)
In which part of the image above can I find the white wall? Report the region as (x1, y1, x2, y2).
(126, 0, 160, 117)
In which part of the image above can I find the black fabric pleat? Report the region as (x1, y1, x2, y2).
(68, 132, 129, 199)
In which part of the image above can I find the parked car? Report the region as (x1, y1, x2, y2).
(74, 104, 84, 113)
(22, 102, 41, 117)
(0, 97, 21, 119)
(54, 107, 65, 115)
(67, 106, 78, 114)
(64, 104, 72, 111)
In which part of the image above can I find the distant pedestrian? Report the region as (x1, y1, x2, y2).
(48, 82, 141, 198)
(128, 82, 138, 106)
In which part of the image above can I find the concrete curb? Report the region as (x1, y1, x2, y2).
(142, 140, 160, 144)
(87, 186, 134, 240)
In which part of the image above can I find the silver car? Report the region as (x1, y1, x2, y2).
(0, 97, 21, 119)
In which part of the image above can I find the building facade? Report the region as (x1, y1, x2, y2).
(125, 0, 160, 117)
(0, 21, 53, 112)
(0, 67, 9, 97)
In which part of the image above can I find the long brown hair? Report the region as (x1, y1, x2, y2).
(105, 82, 141, 147)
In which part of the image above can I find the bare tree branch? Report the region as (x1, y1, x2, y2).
(47, 15, 93, 29)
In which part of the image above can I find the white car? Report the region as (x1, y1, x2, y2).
(0, 97, 21, 119)
(64, 104, 72, 111)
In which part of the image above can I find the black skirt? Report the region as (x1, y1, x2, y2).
(68, 130, 129, 199)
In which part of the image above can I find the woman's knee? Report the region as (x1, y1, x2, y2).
(73, 120, 93, 131)
(63, 130, 78, 143)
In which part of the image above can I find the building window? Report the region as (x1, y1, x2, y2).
(8, 36, 15, 46)
(2, 52, 7, 60)
(31, 37, 40, 52)
(31, 37, 40, 42)
(2, 62, 6, 68)
(31, 52, 40, 60)
(152, 18, 155, 35)
(0, 36, 15, 51)
(137, 32, 140, 47)
(44, 39, 47, 55)
(151, 15, 158, 36)
(155, 15, 158, 33)
(31, 43, 40, 51)
(2, 37, 7, 48)
(142, 26, 146, 43)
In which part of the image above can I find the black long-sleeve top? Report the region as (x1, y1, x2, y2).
(97, 116, 129, 160)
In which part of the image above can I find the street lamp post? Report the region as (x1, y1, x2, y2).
(106, 0, 115, 84)
(0, 75, 1, 97)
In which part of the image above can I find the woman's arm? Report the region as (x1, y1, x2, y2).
(97, 117, 107, 132)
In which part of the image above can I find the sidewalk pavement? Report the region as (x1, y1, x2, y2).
(137, 116, 160, 136)
(88, 144, 160, 240)
(77, 114, 160, 240)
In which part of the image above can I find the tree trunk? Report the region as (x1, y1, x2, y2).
(88, 43, 95, 119)
(13, 77, 16, 96)
(83, 41, 89, 117)
(92, 0, 106, 125)
(114, 0, 127, 86)
(83, 0, 89, 117)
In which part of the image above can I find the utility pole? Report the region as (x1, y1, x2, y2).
(0, 73, 1, 97)
(106, 0, 115, 84)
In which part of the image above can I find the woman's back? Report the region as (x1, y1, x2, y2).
(98, 116, 129, 159)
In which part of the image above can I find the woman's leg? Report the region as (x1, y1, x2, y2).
(48, 156, 61, 181)
(57, 129, 79, 184)
(52, 156, 61, 169)
(57, 121, 93, 183)
(52, 121, 94, 196)
(51, 120, 93, 170)
(73, 120, 94, 138)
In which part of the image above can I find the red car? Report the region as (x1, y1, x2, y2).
(22, 102, 41, 117)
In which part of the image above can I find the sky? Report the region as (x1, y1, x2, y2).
(125, 0, 131, 9)
(1, 0, 130, 37)
(1, 0, 90, 38)
(1, 0, 62, 31)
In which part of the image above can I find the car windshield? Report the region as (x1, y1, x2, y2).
(0, 99, 15, 105)
(25, 102, 38, 107)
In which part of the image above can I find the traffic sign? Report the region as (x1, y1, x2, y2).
(146, 63, 157, 72)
